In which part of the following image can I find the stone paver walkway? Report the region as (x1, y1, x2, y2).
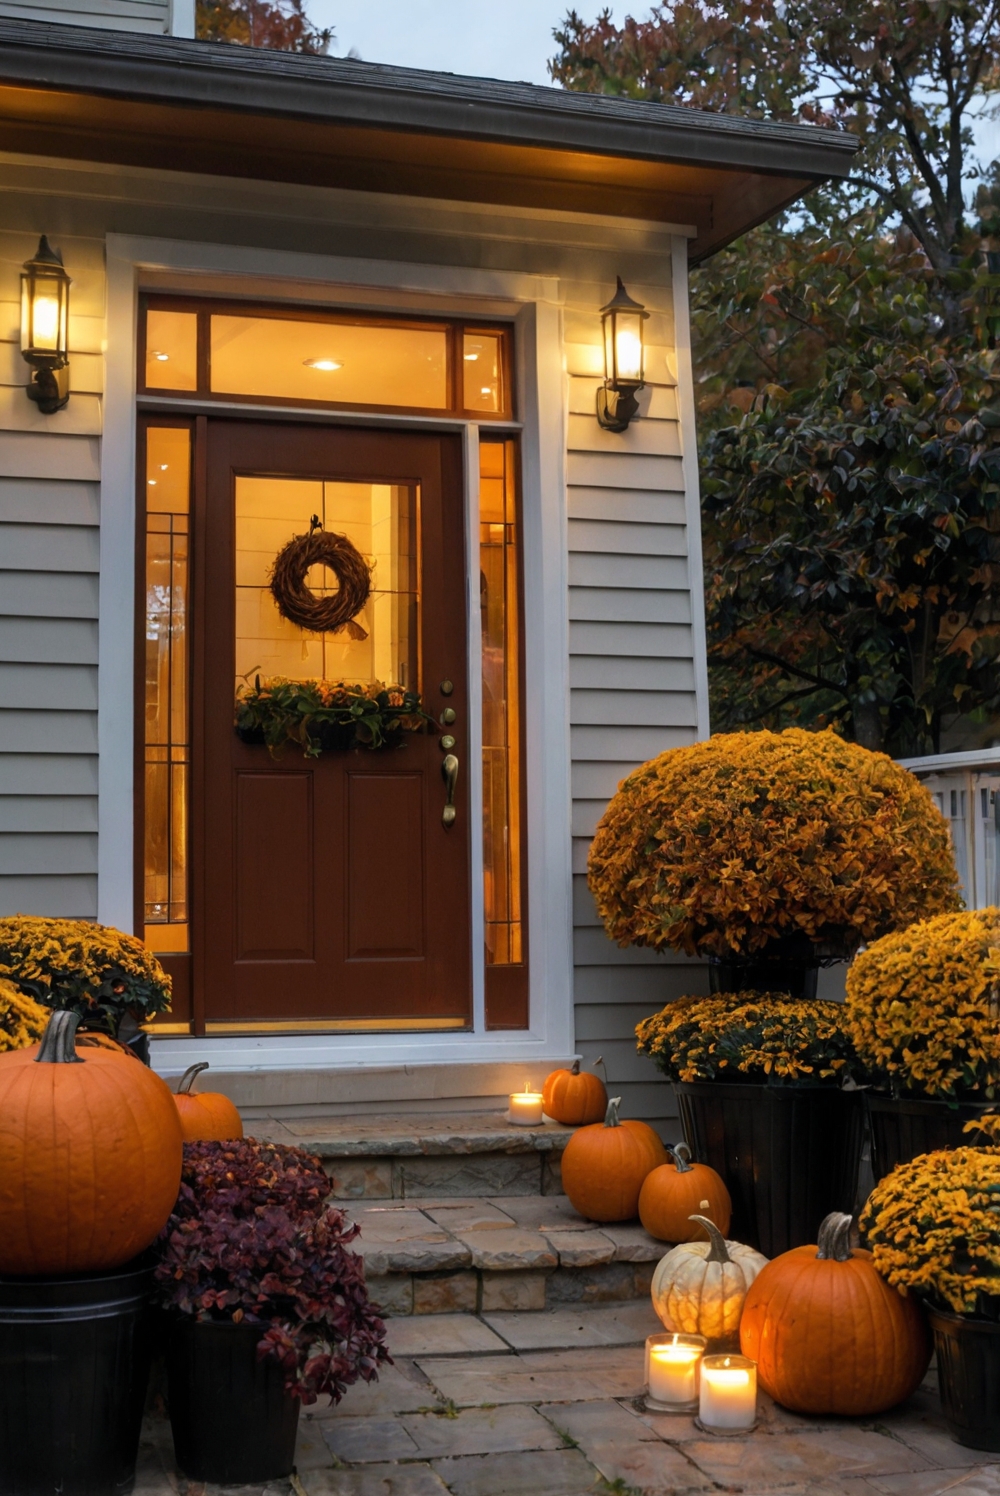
(136, 1301, 1000, 1496)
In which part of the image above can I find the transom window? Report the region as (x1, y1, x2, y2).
(140, 299, 512, 419)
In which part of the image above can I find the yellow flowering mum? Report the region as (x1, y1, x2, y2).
(845, 909, 1000, 1099)
(0, 916, 171, 1033)
(0, 977, 49, 1052)
(861, 1146, 1000, 1313)
(589, 729, 959, 959)
(636, 992, 859, 1084)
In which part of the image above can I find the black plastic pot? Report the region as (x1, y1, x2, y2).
(675, 1080, 864, 1256)
(867, 1094, 996, 1181)
(928, 1304, 1000, 1451)
(0, 1256, 154, 1496)
(165, 1316, 300, 1483)
(707, 934, 837, 1002)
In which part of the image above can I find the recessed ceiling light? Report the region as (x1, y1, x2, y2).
(464, 352, 479, 361)
(303, 358, 342, 371)
(148, 479, 157, 486)
(160, 464, 168, 471)
(480, 387, 493, 397)
(151, 351, 169, 362)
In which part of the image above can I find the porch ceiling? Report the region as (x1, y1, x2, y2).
(0, 19, 858, 261)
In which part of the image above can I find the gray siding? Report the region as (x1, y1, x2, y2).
(0, 0, 171, 31)
(0, 229, 104, 919)
(566, 286, 707, 1134)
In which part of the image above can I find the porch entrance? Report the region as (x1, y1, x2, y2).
(195, 420, 471, 1029)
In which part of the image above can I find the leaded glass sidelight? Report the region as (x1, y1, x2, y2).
(143, 426, 191, 953)
(479, 439, 523, 967)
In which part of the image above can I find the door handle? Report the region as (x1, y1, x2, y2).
(441, 752, 459, 828)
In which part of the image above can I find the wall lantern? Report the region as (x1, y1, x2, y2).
(597, 277, 648, 432)
(20, 235, 71, 415)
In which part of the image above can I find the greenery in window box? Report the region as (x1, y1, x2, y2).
(636, 992, 861, 1086)
(154, 1138, 390, 1404)
(588, 728, 959, 960)
(845, 909, 1000, 1100)
(861, 1121, 1000, 1315)
(0, 916, 172, 1035)
(235, 676, 432, 757)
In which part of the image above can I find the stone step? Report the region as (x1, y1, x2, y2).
(253, 1111, 575, 1200)
(340, 1192, 666, 1316)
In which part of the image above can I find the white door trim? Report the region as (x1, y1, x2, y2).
(101, 233, 574, 1071)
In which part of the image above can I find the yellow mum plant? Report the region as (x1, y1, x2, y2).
(861, 1140, 1000, 1314)
(588, 728, 959, 959)
(0, 916, 171, 1035)
(845, 909, 1000, 1099)
(636, 992, 860, 1085)
(0, 977, 49, 1052)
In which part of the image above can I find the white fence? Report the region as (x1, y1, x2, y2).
(900, 748, 1000, 911)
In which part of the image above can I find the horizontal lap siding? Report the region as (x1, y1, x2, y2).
(0, 230, 104, 919)
(566, 269, 706, 1134)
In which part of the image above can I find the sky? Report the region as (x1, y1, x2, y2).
(310, 1, 596, 86)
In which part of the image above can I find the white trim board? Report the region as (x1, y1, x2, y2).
(101, 233, 575, 1072)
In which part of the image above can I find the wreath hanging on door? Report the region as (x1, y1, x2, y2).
(269, 515, 370, 640)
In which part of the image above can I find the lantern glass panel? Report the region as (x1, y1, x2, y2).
(615, 311, 644, 385)
(21, 270, 68, 359)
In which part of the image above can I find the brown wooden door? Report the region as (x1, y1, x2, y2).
(195, 420, 471, 1028)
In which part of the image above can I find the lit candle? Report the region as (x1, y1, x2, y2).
(509, 1084, 544, 1126)
(699, 1354, 757, 1431)
(645, 1333, 705, 1410)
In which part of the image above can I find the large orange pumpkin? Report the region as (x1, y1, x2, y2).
(542, 1059, 608, 1125)
(0, 1009, 183, 1275)
(740, 1212, 931, 1415)
(639, 1144, 732, 1242)
(173, 1062, 245, 1142)
(561, 1096, 668, 1222)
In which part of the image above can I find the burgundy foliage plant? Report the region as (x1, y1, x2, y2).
(154, 1139, 389, 1402)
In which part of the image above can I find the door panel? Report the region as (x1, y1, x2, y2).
(346, 772, 424, 958)
(195, 420, 470, 1028)
(235, 773, 314, 961)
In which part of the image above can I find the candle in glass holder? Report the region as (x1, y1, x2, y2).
(699, 1354, 757, 1431)
(644, 1333, 706, 1411)
(509, 1084, 544, 1125)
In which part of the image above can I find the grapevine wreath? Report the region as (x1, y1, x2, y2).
(269, 516, 370, 640)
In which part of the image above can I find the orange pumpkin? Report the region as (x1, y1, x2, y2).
(638, 1144, 732, 1242)
(740, 1212, 931, 1415)
(543, 1059, 608, 1125)
(0, 1009, 183, 1275)
(561, 1096, 668, 1222)
(172, 1062, 245, 1142)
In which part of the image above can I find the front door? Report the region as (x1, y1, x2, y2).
(195, 420, 471, 1028)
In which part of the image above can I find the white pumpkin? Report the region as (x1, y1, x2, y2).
(651, 1214, 768, 1343)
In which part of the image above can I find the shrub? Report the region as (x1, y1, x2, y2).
(154, 1139, 389, 1403)
(845, 908, 1000, 1099)
(636, 992, 860, 1085)
(861, 1136, 1000, 1314)
(0, 916, 171, 1035)
(588, 728, 959, 959)
(0, 977, 49, 1052)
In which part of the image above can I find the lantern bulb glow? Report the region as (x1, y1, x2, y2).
(615, 327, 643, 383)
(32, 295, 60, 349)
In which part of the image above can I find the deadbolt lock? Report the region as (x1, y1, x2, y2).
(440, 707, 456, 726)
(440, 734, 456, 751)
(440, 679, 454, 696)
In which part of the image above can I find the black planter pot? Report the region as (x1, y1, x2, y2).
(675, 1080, 864, 1257)
(709, 952, 819, 1001)
(0, 1256, 154, 1496)
(928, 1304, 1000, 1451)
(867, 1094, 997, 1181)
(165, 1316, 300, 1483)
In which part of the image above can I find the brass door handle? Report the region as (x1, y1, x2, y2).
(441, 752, 459, 828)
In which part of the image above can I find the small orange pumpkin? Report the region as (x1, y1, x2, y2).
(0, 1009, 183, 1275)
(173, 1062, 244, 1141)
(740, 1212, 931, 1415)
(639, 1143, 732, 1242)
(561, 1096, 668, 1222)
(542, 1059, 608, 1125)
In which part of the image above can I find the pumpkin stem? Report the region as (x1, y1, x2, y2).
(571, 1059, 581, 1075)
(688, 1214, 732, 1263)
(604, 1096, 623, 1128)
(815, 1212, 854, 1262)
(594, 1055, 607, 1084)
(668, 1142, 694, 1174)
(35, 1009, 84, 1064)
(177, 1061, 210, 1096)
